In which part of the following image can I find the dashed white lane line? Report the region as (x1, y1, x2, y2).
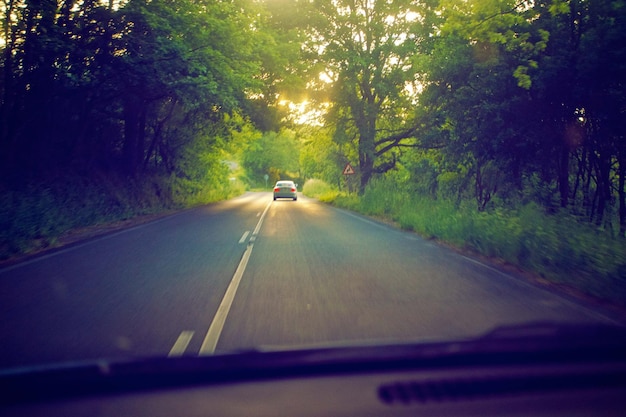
(168, 330, 195, 357)
(199, 199, 273, 355)
(252, 204, 271, 236)
(238, 231, 250, 244)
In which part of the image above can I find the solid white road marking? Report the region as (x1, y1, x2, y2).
(199, 244, 253, 355)
(168, 330, 194, 357)
(199, 199, 273, 355)
(459, 255, 620, 324)
(238, 231, 250, 244)
(337, 208, 396, 232)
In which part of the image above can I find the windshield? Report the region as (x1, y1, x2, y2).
(0, 0, 625, 373)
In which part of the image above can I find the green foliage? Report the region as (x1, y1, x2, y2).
(415, 0, 626, 232)
(302, 179, 341, 203)
(0, 0, 285, 258)
(0, 0, 263, 179)
(243, 0, 309, 131)
(549, 0, 571, 15)
(240, 128, 301, 187)
(170, 133, 244, 206)
(306, 0, 439, 191)
(299, 126, 346, 187)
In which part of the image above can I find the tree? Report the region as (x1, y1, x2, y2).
(243, 0, 309, 132)
(0, 0, 265, 184)
(305, 0, 439, 192)
(520, 0, 626, 229)
(299, 125, 345, 186)
(417, 0, 552, 209)
(240, 128, 301, 185)
(411, 0, 626, 232)
(114, 0, 262, 175)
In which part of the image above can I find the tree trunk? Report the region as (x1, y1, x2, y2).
(594, 153, 611, 227)
(123, 97, 143, 176)
(358, 144, 374, 194)
(558, 144, 569, 208)
(619, 151, 625, 237)
(354, 89, 377, 194)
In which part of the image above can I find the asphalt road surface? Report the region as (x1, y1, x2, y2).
(0, 192, 615, 369)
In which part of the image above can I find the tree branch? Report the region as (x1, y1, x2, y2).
(373, 125, 419, 156)
(374, 125, 419, 148)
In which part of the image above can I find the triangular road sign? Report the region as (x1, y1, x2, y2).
(343, 163, 355, 175)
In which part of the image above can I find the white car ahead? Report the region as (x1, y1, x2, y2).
(273, 180, 297, 201)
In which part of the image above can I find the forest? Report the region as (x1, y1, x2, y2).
(1, 0, 625, 300)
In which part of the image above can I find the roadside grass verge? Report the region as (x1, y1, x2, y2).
(302, 179, 344, 203)
(0, 173, 245, 260)
(303, 178, 626, 307)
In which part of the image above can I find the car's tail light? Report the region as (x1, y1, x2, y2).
(291, 188, 296, 192)
(274, 187, 280, 192)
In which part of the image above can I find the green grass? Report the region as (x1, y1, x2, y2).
(170, 175, 246, 207)
(302, 179, 344, 203)
(304, 178, 626, 307)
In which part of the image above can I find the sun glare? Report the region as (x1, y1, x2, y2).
(280, 100, 329, 126)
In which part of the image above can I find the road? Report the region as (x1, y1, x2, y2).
(0, 192, 614, 369)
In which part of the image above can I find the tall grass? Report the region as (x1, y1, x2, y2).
(304, 178, 626, 306)
(170, 175, 246, 207)
(302, 179, 342, 203)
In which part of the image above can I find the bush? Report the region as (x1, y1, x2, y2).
(302, 179, 341, 202)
